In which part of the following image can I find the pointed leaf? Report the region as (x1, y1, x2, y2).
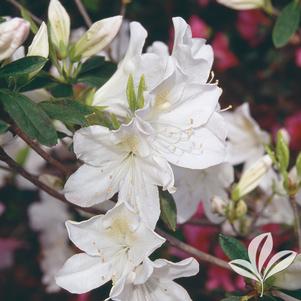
(0, 120, 9, 134)
(0, 56, 47, 78)
(248, 233, 273, 275)
(159, 190, 177, 231)
(0, 90, 57, 146)
(219, 234, 249, 261)
(272, 2, 301, 48)
(229, 259, 260, 282)
(264, 251, 297, 280)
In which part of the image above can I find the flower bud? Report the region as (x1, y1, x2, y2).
(211, 196, 227, 216)
(276, 129, 290, 173)
(235, 200, 247, 218)
(28, 22, 49, 58)
(0, 18, 30, 61)
(217, 0, 266, 10)
(232, 155, 273, 200)
(48, 0, 70, 58)
(72, 15, 122, 60)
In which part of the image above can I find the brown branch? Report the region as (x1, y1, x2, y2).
(0, 147, 101, 216)
(156, 228, 231, 270)
(291, 194, 301, 252)
(186, 217, 220, 227)
(7, 0, 42, 24)
(11, 125, 71, 177)
(74, 0, 92, 27)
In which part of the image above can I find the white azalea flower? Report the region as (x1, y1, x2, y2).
(223, 103, 270, 167)
(29, 191, 72, 293)
(274, 254, 301, 290)
(55, 204, 165, 294)
(136, 71, 227, 169)
(110, 257, 199, 301)
(48, 0, 70, 55)
(64, 119, 174, 228)
(72, 16, 122, 59)
(28, 22, 49, 58)
(0, 18, 30, 61)
(172, 163, 234, 223)
(217, 0, 266, 10)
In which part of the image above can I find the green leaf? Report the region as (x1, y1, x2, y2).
(49, 83, 73, 98)
(137, 75, 146, 109)
(296, 152, 301, 178)
(280, 289, 301, 299)
(273, 1, 301, 48)
(127, 74, 137, 112)
(15, 147, 30, 166)
(276, 130, 290, 173)
(0, 56, 47, 78)
(20, 71, 58, 92)
(159, 190, 177, 231)
(77, 56, 116, 88)
(0, 90, 57, 146)
(219, 234, 248, 261)
(39, 99, 94, 126)
(221, 297, 241, 301)
(0, 120, 9, 134)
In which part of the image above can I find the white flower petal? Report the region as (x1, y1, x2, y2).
(55, 253, 111, 294)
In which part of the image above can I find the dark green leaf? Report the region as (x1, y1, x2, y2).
(0, 90, 57, 146)
(78, 56, 116, 88)
(39, 99, 94, 126)
(219, 234, 248, 261)
(159, 190, 177, 231)
(20, 72, 58, 92)
(273, 2, 301, 48)
(0, 120, 9, 134)
(280, 289, 301, 299)
(221, 296, 241, 301)
(0, 56, 47, 78)
(49, 83, 73, 98)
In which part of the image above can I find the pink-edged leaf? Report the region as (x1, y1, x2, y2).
(229, 259, 261, 282)
(263, 250, 297, 280)
(248, 232, 272, 275)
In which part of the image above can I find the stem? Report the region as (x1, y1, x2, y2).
(11, 125, 72, 177)
(74, 0, 92, 27)
(7, 0, 42, 23)
(290, 194, 301, 252)
(156, 228, 231, 270)
(0, 147, 100, 216)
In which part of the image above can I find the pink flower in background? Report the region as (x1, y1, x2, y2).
(198, 0, 210, 6)
(295, 47, 301, 68)
(189, 15, 210, 39)
(0, 202, 5, 216)
(73, 293, 91, 301)
(284, 111, 301, 151)
(0, 238, 24, 270)
(212, 32, 239, 71)
(237, 10, 270, 47)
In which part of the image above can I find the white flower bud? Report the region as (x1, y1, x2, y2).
(278, 128, 290, 145)
(217, 0, 266, 10)
(211, 196, 227, 216)
(72, 15, 123, 60)
(0, 18, 30, 61)
(48, 0, 70, 57)
(233, 155, 273, 200)
(28, 22, 49, 58)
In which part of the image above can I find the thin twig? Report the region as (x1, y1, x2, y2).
(7, 0, 42, 24)
(74, 0, 92, 27)
(0, 147, 101, 215)
(11, 125, 71, 177)
(290, 194, 301, 252)
(156, 228, 231, 270)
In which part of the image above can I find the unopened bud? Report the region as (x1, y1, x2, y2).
(72, 16, 122, 60)
(48, 0, 70, 58)
(216, 0, 266, 10)
(276, 129, 290, 173)
(235, 200, 247, 218)
(232, 155, 273, 200)
(0, 18, 30, 61)
(28, 22, 49, 58)
(211, 196, 227, 216)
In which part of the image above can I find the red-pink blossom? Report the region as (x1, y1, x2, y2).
(212, 32, 239, 71)
(189, 15, 210, 39)
(284, 111, 301, 151)
(237, 10, 270, 47)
